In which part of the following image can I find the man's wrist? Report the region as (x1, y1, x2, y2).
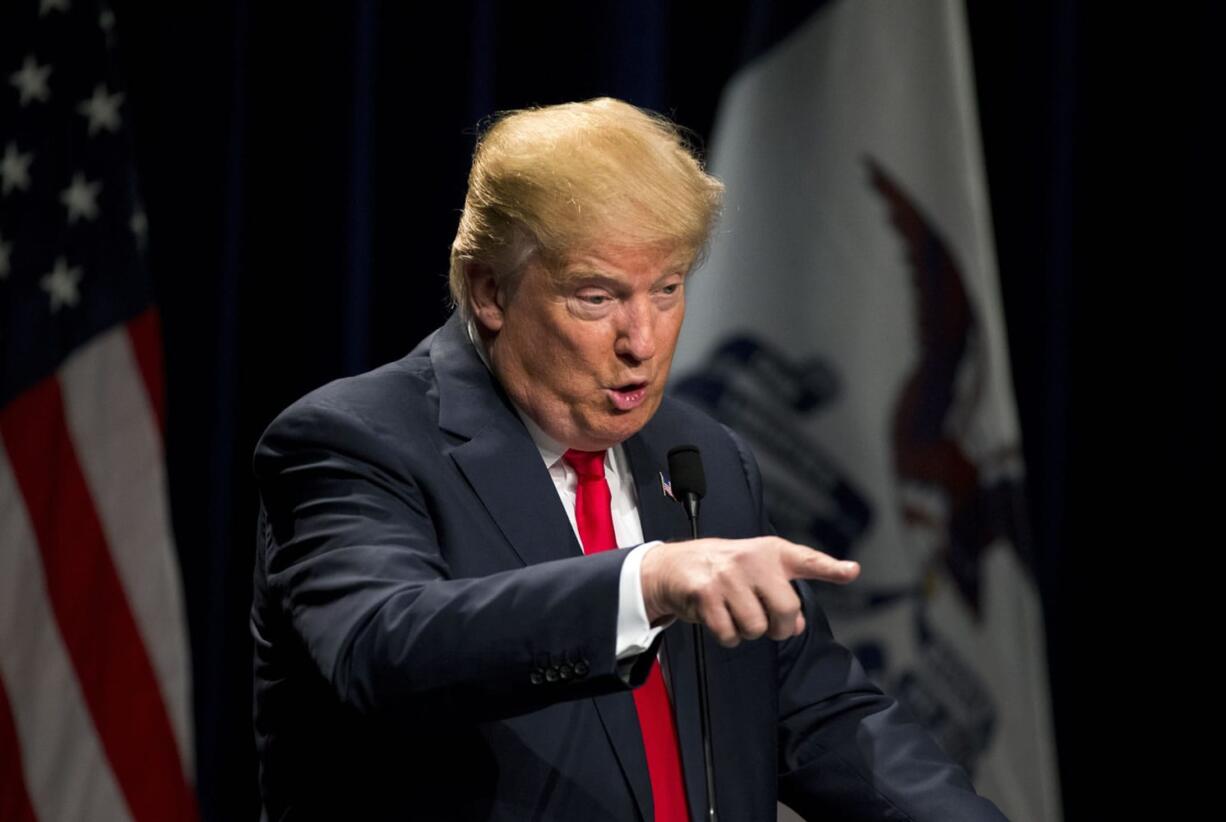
(615, 541, 669, 663)
(638, 539, 670, 625)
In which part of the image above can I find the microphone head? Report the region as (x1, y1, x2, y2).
(667, 445, 706, 500)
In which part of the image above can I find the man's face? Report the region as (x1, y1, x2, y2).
(479, 244, 689, 451)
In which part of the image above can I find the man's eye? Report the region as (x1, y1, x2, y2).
(579, 294, 610, 305)
(660, 284, 680, 295)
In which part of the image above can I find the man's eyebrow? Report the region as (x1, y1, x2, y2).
(566, 269, 618, 282)
(564, 267, 688, 286)
(563, 270, 625, 290)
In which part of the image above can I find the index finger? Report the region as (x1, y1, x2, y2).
(780, 542, 860, 584)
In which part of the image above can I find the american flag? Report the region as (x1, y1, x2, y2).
(1, 2, 198, 819)
(658, 472, 675, 501)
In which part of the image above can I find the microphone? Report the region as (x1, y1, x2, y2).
(665, 445, 717, 821)
(666, 445, 706, 537)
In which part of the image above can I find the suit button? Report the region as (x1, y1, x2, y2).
(574, 661, 589, 677)
(545, 667, 560, 683)
(558, 663, 573, 680)
(530, 669, 544, 685)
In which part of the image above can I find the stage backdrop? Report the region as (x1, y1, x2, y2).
(3, 0, 1219, 818)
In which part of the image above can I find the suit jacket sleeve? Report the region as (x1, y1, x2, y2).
(254, 398, 651, 723)
(725, 428, 1007, 821)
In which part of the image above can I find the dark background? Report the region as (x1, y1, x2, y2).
(106, 1, 1219, 818)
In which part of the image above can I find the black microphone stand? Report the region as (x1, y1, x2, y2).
(687, 517, 718, 822)
(667, 445, 717, 822)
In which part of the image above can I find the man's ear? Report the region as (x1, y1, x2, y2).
(466, 263, 504, 333)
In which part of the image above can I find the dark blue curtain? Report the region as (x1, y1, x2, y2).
(109, 1, 1218, 818)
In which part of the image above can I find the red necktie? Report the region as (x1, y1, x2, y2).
(563, 449, 690, 822)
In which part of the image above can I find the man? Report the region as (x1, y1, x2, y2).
(252, 98, 1005, 820)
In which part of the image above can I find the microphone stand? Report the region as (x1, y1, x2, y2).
(685, 512, 718, 822)
(668, 445, 716, 821)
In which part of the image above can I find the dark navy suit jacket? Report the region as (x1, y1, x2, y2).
(251, 314, 1005, 821)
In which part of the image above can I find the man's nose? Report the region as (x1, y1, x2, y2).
(614, 301, 656, 363)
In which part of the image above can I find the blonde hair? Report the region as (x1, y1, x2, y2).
(448, 97, 724, 317)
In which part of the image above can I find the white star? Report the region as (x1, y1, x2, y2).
(40, 0, 71, 16)
(130, 208, 148, 248)
(9, 56, 52, 106)
(77, 84, 124, 135)
(40, 257, 83, 312)
(60, 173, 102, 223)
(1, 143, 33, 194)
(0, 233, 11, 280)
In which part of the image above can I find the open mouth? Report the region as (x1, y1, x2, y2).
(608, 382, 649, 411)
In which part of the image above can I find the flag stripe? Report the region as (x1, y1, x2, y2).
(0, 377, 197, 822)
(125, 307, 166, 434)
(0, 675, 39, 822)
(59, 321, 195, 772)
(0, 445, 130, 822)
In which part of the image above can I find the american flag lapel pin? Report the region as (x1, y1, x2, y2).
(659, 472, 675, 500)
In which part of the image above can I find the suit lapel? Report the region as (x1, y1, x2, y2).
(625, 430, 711, 822)
(450, 430, 582, 567)
(433, 315, 582, 567)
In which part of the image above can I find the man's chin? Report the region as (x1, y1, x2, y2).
(598, 400, 660, 445)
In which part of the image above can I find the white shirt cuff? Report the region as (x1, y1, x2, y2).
(614, 541, 670, 680)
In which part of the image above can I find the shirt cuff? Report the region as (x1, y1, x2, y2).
(614, 541, 670, 680)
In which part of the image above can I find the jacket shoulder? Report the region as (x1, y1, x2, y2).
(253, 348, 437, 472)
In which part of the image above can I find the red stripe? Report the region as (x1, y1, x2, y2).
(126, 307, 166, 435)
(0, 377, 197, 822)
(0, 675, 38, 822)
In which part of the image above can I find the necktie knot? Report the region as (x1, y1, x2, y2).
(563, 448, 606, 481)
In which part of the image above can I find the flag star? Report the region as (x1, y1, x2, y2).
(9, 56, 52, 106)
(40, 0, 71, 16)
(1, 143, 33, 194)
(60, 173, 102, 222)
(77, 84, 124, 135)
(0, 233, 11, 280)
(40, 257, 83, 312)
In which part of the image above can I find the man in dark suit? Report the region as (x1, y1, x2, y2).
(252, 98, 1005, 820)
